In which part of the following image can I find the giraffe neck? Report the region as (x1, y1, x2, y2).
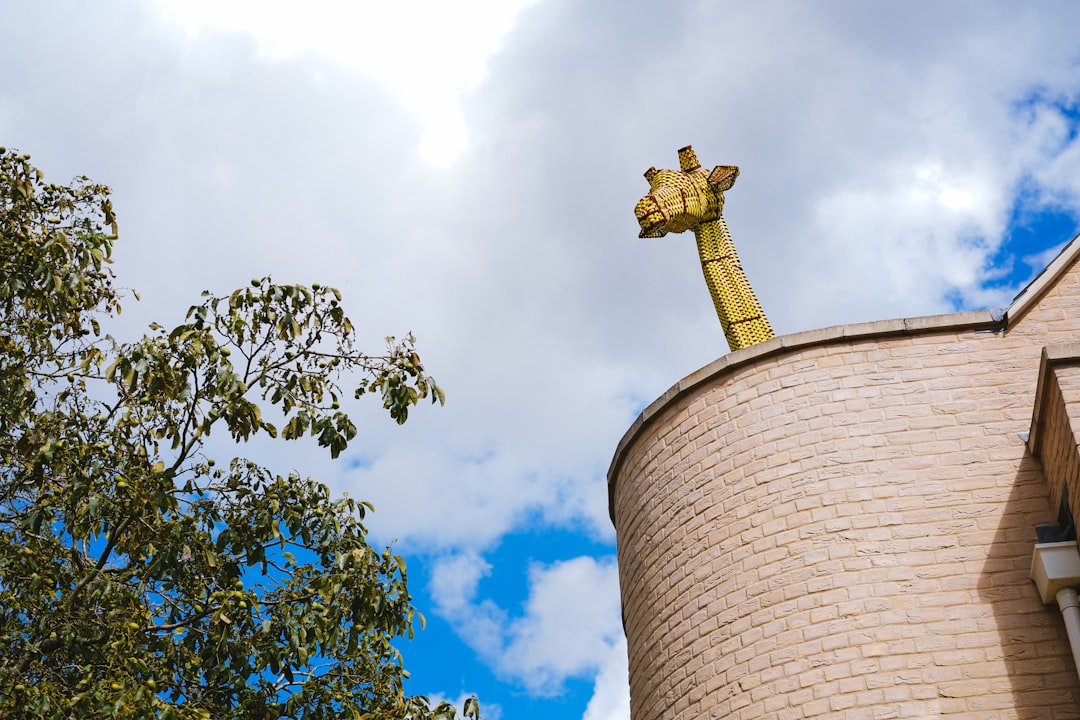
(693, 216, 774, 351)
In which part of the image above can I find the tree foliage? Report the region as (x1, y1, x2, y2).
(0, 148, 473, 719)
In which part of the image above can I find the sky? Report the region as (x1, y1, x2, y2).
(3, 2, 1080, 718)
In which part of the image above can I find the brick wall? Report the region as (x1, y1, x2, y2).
(610, 250, 1080, 719)
(1027, 347, 1080, 537)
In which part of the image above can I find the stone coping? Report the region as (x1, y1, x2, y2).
(607, 308, 1005, 522)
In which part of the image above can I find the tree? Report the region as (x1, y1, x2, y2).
(0, 148, 474, 720)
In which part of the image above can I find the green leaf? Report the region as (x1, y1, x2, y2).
(0, 148, 451, 720)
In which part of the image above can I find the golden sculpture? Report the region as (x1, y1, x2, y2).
(635, 145, 774, 351)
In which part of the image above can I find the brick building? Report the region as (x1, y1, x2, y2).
(608, 236, 1080, 719)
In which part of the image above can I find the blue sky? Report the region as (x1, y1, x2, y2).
(4, 2, 1080, 718)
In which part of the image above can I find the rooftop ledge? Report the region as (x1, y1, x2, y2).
(606, 309, 1005, 520)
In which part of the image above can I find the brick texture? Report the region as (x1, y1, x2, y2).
(1033, 360, 1080, 526)
(610, 251, 1080, 719)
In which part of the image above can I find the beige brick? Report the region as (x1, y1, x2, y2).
(612, 250, 1080, 720)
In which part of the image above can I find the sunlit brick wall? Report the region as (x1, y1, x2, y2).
(609, 253, 1080, 720)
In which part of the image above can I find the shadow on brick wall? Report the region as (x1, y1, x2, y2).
(975, 453, 1080, 715)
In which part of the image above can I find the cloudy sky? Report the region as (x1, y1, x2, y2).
(4, 2, 1080, 718)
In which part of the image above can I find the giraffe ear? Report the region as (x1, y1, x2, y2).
(708, 165, 739, 192)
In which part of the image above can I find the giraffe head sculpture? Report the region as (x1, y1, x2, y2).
(634, 145, 739, 238)
(632, 144, 773, 350)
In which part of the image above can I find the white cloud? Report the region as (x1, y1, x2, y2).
(151, 0, 541, 166)
(430, 554, 625, 698)
(429, 553, 494, 612)
(581, 638, 630, 720)
(428, 552, 508, 657)
(501, 557, 624, 692)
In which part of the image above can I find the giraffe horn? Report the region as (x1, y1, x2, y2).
(677, 146, 700, 172)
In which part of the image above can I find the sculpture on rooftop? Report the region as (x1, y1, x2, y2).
(635, 145, 774, 351)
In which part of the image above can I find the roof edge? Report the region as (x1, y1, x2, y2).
(607, 308, 1003, 523)
(1005, 232, 1080, 326)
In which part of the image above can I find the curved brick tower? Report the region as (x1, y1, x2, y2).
(609, 237, 1080, 719)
